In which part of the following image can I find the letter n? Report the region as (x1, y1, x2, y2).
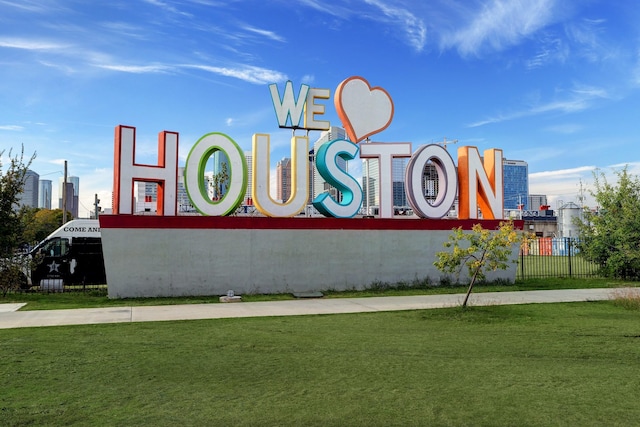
(458, 147, 503, 220)
(113, 125, 179, 215)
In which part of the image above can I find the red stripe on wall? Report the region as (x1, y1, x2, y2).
(99, 215, 523, 231)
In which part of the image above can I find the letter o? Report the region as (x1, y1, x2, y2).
(184, 133, 247, 216)
(405, 144, 457, 219)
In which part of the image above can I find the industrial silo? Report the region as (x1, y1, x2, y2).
(558, 202, 582, 238)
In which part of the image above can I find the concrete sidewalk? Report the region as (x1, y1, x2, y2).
(0, 288, 619, 330)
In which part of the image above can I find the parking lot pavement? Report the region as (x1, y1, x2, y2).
(0, 288, 619, 330)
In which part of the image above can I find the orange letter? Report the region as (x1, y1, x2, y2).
(457, 147, 503, 219)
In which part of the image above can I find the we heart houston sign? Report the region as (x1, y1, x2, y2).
(111, 76, 505, 221)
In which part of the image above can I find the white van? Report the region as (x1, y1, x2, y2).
(27, 219, 105, 289)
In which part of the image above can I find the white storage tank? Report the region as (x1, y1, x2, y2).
(559, 202, 582, 238)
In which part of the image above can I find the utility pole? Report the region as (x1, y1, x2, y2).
(94, 194, 101, 219)
(577, 179, 587, 208)
(62, 160, 68, 224)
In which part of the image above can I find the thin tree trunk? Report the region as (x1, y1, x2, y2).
(462, 269, 479, 307)
(462, 251, 486, 307)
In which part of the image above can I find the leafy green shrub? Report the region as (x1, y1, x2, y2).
(576, 167, 640, 280)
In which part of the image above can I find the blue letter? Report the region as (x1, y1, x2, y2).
(313, 139, 363, 218)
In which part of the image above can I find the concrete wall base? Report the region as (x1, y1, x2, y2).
(100, 216, 520, 299)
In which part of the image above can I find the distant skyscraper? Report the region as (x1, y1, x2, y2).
(313, 127, 347, 202)
(136, 181, 157, 213)
(135, 168, 194, 214)
(177, 167, 194, 212)
(392, 157, 409, 208)
(528, 194, 548, 210)
(38, 179, 52, 209)
(362, 154, 379, 214)
(61, 182, 75, 217)
(422, 162, 440, 202)
(503, 159, 529, 210)
(362, 156, 413, 214)
(203, 171, 215, 201)
(58, 176, 79, 218)
(276, 157, 292, 202)
(18, 169, 39, 208)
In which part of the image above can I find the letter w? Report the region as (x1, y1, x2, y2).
(269, 81, 309, 128)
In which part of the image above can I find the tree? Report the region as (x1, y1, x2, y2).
(211, 161, 229, 200)
(434, 221, 523, 307)
(21, 208, 65, 247)
(576, 167, 640, 280)
(0, 146, 35, 257)
(0, 146, 36, 294)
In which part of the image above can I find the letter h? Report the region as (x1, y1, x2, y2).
(113, 125, 179, 215)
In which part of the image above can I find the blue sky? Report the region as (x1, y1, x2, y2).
(1, 0, 639, 216)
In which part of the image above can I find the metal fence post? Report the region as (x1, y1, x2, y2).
(567, 238, 572, 278)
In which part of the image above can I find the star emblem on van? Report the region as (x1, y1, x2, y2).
(48, 261, 60, 273)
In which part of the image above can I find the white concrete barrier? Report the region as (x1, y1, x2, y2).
(100, 216, 519, 299)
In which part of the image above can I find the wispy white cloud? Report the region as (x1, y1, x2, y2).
(55, 43, 289, 84)
(301, 74, 315, 84)
(241, 25, 286, 43)
(363, 0, 427, 52)
(529, 98, 590, 114)
(94, 64, 172, 74)
(608, 161, 640, 170)
(527, 17, 619, 70)
(0, 0, 51, 12)
(295, 0, 426, 51)
(442, 0, 560, 57)
(184, 64, 288, 84)
(0, 36, 178, 77)
(530, 165, 596, 180)
(0, 37, 69, 51)
(530, 162, 640, 208)
(467, 84, 608, 127)
(565, 18, 610, 62)
(570, 84, 608, 98)
(141, 0, 193, 18)
(38, 60, 79, 74)
(99, 21, 149, 40)
(529, 165, 596, 206)
(297, 0, 348, 17)
(49, 159, 68, 166)
(525, 34, 568, 69)
(0, 125, 24, 131)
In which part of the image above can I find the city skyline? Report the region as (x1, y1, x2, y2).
(2, 2, 639, 216)
(18, 153, 572, 219)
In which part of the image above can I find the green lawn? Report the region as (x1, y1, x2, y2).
(2, 301, 639, 426)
